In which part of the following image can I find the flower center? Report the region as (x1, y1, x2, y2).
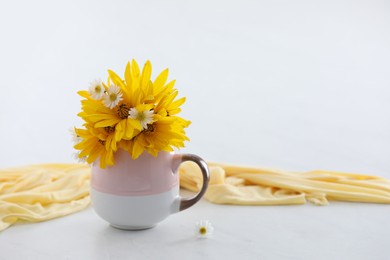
(117, 104, 130, 119)
(199, 227, 207, 235)
(137, 112, 146, 121)
(145, 124, 155, 133)
(104, 126, 115, 134)
(109, 93, 117, 102)
(94, 85, 102, 93)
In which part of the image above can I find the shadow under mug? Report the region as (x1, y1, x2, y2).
(90, 149, 210, 230)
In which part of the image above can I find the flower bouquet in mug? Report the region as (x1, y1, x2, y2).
(73, 60, 209, 230)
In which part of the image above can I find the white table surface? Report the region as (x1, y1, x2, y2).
(1, 197, 390, 260)
(0, 0, 389, 259)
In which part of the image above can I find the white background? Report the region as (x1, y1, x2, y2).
(0, 1, 389, 259)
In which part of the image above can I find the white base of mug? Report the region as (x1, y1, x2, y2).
(110, 224, 156, 230)
(91, 186, 180, 230)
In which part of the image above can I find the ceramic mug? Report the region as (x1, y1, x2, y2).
(90, 149, 209, 230)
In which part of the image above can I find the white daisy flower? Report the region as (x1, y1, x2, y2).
(88, 79, 105, 100)
(194, 220, 214, 238)
(103, 84, 123, 109)
(69, 128, 82, 145)
(70, 129, 86, 163)
(129, 108, 154, 130)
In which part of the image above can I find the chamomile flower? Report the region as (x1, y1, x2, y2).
(70, 128, 82, 145)
(103, 84, 123, 109)
(88, 79, 105, 100)
(129, 107, 154, 130)
(194, 220, 214, 238)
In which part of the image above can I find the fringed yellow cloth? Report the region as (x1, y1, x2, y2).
(1, 162, 390, 231)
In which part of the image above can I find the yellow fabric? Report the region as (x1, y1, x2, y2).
(0, 164, 90, 231)
(179, 162, 390, 206)
(1, 162, 390, 231)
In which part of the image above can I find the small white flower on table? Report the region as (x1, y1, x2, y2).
(194, 220, 214, 238)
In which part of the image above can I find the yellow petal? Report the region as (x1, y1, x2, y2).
(147, 148, 159, 157)
(87, 145, 103, 164)
(106, 150, 115, 166)
(168, 108, 181, 115)
(155, 79, 176, 98)
(142, 81, 154, 102)
(124, 62, 133, 101)
(132, 136, 145, 159)
(140, 60, 152, 89)
(99, 152, 107, 169)
(131, 59, 140, 77)
(111, 139, 117, 151)
(87, 114, 118, 122)
(153, 68, 169, 90)
(124, 62, 132, 85)
(170, 97, 186, 109)
(127, 118, 142, 131)
(166, 90, 179, 105)
(115, 120, 125, 142)
(124, 127, 134, 140)
(74, 137, 95, 150)
(78, 90, 90, 99)
(95, 118, 121, 128)
(107, 70, 125, 88)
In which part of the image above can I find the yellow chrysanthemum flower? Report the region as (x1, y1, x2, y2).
(74, 59, 190, 168)
(74, 125, 116, 169)
(127, 115, 190, 159)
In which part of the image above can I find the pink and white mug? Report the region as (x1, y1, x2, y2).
(90, 149, 209, 230)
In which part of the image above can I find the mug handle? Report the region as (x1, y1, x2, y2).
(175, 154, 210, 211)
